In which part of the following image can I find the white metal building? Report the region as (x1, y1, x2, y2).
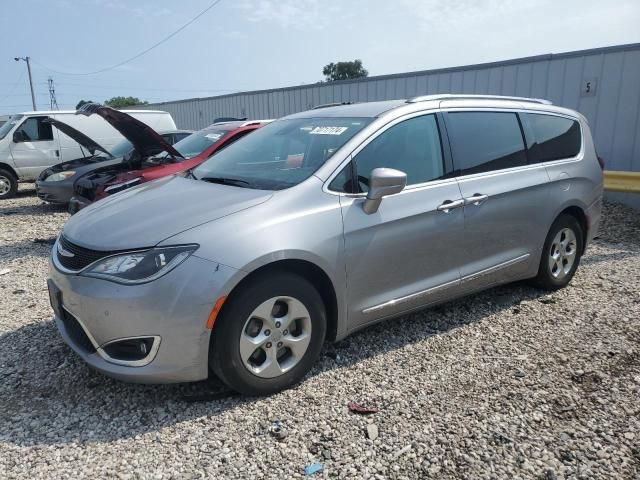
(143, 43, 640, 206)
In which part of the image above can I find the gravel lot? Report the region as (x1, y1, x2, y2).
(0, 185, 639, 479)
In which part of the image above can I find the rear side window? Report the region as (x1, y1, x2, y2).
(523, 113, 581, 163)
(447, 112, 526, 176)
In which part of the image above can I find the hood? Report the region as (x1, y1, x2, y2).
(76, 103, 183, 159)
(63, 176, 272, 250)
(44, 118, 112, 157)
(38, 156, 124, 181)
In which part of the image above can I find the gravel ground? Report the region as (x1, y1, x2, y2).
(0, 185, 639, 479)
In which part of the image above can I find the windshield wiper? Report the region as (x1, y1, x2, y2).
(200, 176, 251, 188)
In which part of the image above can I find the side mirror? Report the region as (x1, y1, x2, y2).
(363, 167, 407, 214)
(12, 131, 24, 143)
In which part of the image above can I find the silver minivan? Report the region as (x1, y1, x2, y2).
(48, 95, 603, 395)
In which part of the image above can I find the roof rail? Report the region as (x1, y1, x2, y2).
(240, 119, 274, 127)
(312, 101, 353, 110)
(406, 94, 553, 105)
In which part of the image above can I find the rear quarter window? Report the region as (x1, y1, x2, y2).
(446, 112, 527, 176)
(522, 113, 581, 163)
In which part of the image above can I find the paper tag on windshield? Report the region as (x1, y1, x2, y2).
(205, 133, 223, 141)
(309, 126, 348, 135)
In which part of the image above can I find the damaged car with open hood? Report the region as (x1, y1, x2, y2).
(36, 115, 191, 205)
(69, 103, 270, 213)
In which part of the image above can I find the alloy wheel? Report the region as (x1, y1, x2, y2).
(0, 175, 11, 196)
(239, 296, 312, 378)
(548, 227, 577, 279)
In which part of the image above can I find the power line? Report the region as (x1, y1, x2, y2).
(0, 68, 27, 104)
(31, 0, 224, 76)
(38, 82, 239, 93)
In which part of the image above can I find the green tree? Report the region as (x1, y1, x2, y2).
(75, 99, 96, 109)
(103, 96, 148, 108)
(322, 60, 368, 82)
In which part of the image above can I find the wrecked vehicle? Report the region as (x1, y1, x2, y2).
(69, 104, 271, 213)
(36, 117, 191, 205)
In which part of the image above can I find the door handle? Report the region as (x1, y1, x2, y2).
(55, 150, 60, 157)
(464, 194, 488, 206)
(437, 199, 465, 213)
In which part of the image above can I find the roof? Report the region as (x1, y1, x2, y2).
(284, 100, 407, 119)
(279, 95, 585, 122)
(158, 129, 193, 135)
(13, 109, 171, 116)
(201, 119, 272, 131)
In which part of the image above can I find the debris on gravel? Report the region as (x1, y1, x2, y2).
(1, 187, 639, 479)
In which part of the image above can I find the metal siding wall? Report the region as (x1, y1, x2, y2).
(475, 69, 489, 94)
(594, 52, 625, 168)
(531, 61, 550, 99)
(612, 50, 640, 172)
(144, 45, 640, 178)
(546, 59, 566, 105)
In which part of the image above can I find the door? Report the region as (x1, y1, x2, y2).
(444, 110, 551, 290)
(331, 113, 465, 329)
(9, 116, 59, 180)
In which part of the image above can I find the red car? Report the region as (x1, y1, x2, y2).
(69, 104, 270, 212)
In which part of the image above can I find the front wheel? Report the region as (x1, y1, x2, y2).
(532, 214, 584, 291)
(0, 169, 18, 199)
(209, 272, 327, 395)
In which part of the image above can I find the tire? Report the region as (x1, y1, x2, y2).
(531, 214, 584, 291)
(209, 272, 327, 395)
(0, 168, 18, 200)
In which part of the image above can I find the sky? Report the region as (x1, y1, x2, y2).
(1, 0, 639, 115)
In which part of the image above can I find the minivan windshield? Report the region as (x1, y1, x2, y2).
(193, 117, 371, 190)
(0, 114, 23, 140)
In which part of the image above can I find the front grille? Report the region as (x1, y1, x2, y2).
(73, 181, 96, 201)
(61, 308, 96, 353)
(57, 235, 113, 271)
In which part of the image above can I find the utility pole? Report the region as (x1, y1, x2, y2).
(14, 56, 36, 111)
(48, 77, 59, 110)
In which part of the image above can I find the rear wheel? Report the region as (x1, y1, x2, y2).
(532, 214, 583, 290)
(209, 272, 326, 395)
(0, 169, 17, 199)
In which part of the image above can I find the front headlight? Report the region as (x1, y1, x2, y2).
(46, 171, 75, 182)
(81, 245, 198, 284)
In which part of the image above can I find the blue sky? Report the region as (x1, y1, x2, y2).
(1, 0, 638, 114)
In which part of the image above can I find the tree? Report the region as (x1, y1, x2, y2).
(103, 96, 148, 108)
(75, 99, 95, 109)
(322, 60, 368, 82)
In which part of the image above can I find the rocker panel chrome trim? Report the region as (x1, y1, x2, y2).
(361, 253, 531, 314)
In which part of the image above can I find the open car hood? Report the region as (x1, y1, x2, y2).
(76, 103, 183, 159)
(44, 118, 112, 157)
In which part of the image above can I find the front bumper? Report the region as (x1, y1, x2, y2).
(68, 196, 91, 214)
(36, 180, 74, 204)
(48, 249, 239, 383)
